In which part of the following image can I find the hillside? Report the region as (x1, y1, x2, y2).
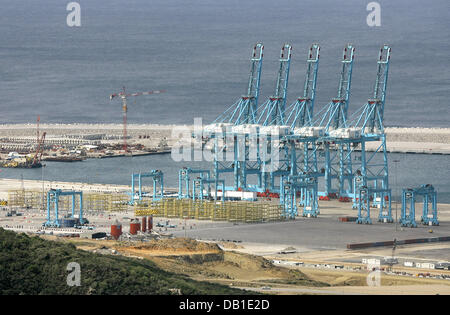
(0, 228, 248, 295)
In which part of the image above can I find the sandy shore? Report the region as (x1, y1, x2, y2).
(0, 178, 129, 200)
(0, 178, 181, 201)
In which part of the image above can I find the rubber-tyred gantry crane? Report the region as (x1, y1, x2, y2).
(110, 87, 166, 152)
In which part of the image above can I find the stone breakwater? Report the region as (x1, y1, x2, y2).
(0, 124, 449, 154)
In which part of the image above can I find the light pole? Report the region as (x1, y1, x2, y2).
(41, 164, 46, 211)
(393, 159, 400, 232)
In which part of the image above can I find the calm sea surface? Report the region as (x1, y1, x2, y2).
(0, 152, 448, 203)
(0, 1, 448, 201)
(0, 0, 449, 127)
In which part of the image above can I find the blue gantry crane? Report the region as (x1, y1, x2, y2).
(229, 43, 265, 190)
(178, 167, 211, 199)
(400, 185, 439, 227)
(350, 45, 393, 223)
(315, 44, 356, 198)
(192, 177, 225, 201)
(285, 44, 321, 176)
(199, 43, 412, 225)
(45, 189, 84, 227)
(130, 170, 164, 204)
(280, 44, 321, 217)
(204, 44, 265, 192)
(255, 44, 293, 193)
(280, 174, 319, 218)
(351, 45, 391, 205)
(206, 44, 293, 194)
(354, 175, 392, 224)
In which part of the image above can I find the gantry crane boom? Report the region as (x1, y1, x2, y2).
(257, 43, 292, 126)
(109, 87, 166, 152)
(212, 43, 264, 125)
(353, 45, 391, 133)
(285, 43, 320, 128)
(317, 44, 355, 131)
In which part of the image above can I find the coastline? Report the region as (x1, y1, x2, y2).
(0, 124, 449, 155)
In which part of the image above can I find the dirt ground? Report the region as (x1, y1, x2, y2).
(53, 236, 325, 288)
(110, 238, 325, 288)
(49, 236, 450, 295)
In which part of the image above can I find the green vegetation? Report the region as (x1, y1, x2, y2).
(0, 228, 249, 295)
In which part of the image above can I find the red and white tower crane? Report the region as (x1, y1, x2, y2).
(32, 131, 46, 166)
(109, 87, 165, 152)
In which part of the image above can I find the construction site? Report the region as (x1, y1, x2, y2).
(1, 42, 450, 295)
(0, 117, 172, 168)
